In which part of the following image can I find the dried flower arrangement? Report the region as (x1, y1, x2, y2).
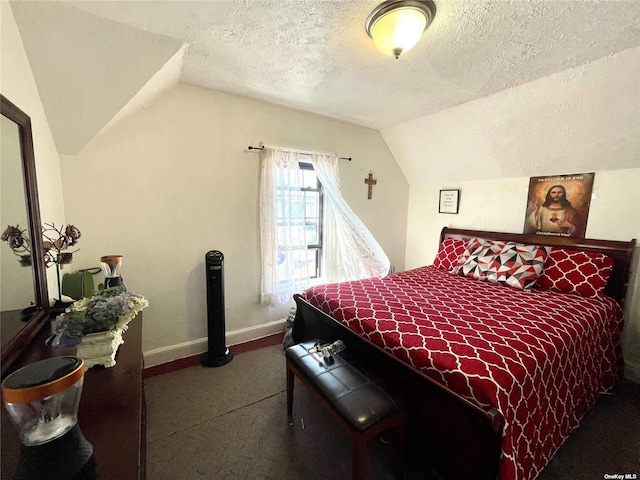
(50, 286, 149, 347)
(2, 222, 82, 302)
(1, 223, 82, 266)
(41, 223, 82, 267)
(0, 224, 32, 265)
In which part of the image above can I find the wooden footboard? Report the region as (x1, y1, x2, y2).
(292, 293, 505, 480)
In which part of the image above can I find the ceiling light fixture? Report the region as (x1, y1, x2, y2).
(365, 0, 436, 60)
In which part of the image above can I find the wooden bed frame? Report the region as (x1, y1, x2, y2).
(291, 227, 636, 479)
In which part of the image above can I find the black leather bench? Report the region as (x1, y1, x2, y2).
(285, 340, 406, 480)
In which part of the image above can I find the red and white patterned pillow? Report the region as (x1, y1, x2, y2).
(433, 238, 467, 271)
(454, 239, 548, 290)
(536, 248, 614, 298)
(451, 237, 491, 271)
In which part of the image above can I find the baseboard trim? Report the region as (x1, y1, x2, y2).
(624, 361, 640, 384)
(143, 318, 286, 369)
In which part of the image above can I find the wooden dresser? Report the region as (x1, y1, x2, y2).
(1, 315, 145, 479)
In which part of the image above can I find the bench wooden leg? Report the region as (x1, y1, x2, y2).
(351, 434, 367, 480)
(286, 362, 294, 416)
(393, 413, 407, 480)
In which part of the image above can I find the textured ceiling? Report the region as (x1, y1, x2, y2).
(9, 0, 640, 154)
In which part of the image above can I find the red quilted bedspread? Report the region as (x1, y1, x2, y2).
(302, 266, 624, 480)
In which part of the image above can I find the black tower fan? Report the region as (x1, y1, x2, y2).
(201, 250, 233, 367)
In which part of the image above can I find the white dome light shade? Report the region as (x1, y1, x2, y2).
(365, 0, 436, 59)
(371, 8, 427, 57)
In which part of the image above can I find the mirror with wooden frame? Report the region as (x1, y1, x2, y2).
(1, 94, 49, 377)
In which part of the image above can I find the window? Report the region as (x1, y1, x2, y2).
(275, 160, 323, 283)
(260, 147, 389, 306)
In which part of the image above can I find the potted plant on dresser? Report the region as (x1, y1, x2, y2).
(50, 287, 148, 369)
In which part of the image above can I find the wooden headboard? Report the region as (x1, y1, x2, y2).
(440, 227, 637, 308)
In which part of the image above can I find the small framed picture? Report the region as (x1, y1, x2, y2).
(439, 189, 460, 214)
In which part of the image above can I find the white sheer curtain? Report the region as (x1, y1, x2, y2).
(260, 148, 312, 305)
(260, 147, 390, 306)
(310, 153, 390, 283)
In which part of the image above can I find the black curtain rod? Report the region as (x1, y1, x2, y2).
(247, 145, 351, 162)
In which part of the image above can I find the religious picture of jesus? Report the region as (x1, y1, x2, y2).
(523, 173, 594, 238)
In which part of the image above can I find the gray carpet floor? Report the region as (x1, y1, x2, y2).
(145, 345, 640, 479)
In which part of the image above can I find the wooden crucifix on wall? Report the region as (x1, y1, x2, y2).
(364, 171, 377, 200)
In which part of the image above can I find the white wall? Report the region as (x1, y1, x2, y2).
(382, 48, 640, 381)
(1, 2, 65, 301)
(60, 83, 408, 365)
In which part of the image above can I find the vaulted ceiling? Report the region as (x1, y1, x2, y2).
(10, 0, 640, 155)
